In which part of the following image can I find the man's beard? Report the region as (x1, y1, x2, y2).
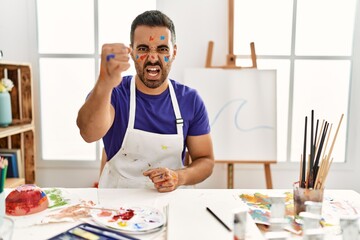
(137, 61, 168, 89)
(139, 74, 166, 89)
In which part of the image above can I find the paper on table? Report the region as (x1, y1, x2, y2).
(206, 200, 265, 240)
(167, 190, 265, 240)
(206, 199, 247, 231)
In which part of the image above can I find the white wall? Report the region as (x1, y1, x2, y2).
(1, 0, 359, 191)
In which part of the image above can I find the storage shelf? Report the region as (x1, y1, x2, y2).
(0, 123, 34, 138)
(5, 178, 25, 188)
(0, 63, 36, 185)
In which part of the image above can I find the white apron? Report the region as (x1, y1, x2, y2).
(98, 77, 186, 188)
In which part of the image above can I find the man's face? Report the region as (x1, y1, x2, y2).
(131, 26, 177, 89)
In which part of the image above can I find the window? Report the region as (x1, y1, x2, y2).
(36, 0, 156, 163)
(234, 0, 357, 163)
(36, 0, 357, 165)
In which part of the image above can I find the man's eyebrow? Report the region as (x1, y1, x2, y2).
(136, 44, 149, 48)
(157, 45, 169, 49)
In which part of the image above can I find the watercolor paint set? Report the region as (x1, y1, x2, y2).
(48, 223, 140, 240)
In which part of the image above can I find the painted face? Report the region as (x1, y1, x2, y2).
(132, 26, 176, 90)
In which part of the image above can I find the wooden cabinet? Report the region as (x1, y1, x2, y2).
(0, 62, 36, 186)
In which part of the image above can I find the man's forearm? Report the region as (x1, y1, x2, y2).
(177, 157, 214, 186)
(77, 82, 114, 142)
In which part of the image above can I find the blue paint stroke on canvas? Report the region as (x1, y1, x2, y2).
(210, 98, 273, 132)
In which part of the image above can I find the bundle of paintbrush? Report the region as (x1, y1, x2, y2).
(299, 110, 344, 190)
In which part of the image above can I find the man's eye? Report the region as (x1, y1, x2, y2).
(158, 47, 169, 53)
(137, 47, 148, 52)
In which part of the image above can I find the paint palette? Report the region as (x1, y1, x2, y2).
(91, 205, 165, 234)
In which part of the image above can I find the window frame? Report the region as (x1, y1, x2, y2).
(233, 0, 358, 169)
(35, 0, 101, 169)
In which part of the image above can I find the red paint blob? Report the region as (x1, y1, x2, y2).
(112, 209, 135, 221)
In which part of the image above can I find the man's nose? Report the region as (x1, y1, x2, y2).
(148, 50, 159, 61)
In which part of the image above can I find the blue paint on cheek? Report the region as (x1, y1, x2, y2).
(136, 55, 139, 60)
(164, 56, 169, 62)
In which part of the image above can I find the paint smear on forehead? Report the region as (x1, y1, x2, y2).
(149, 35, 166, 41)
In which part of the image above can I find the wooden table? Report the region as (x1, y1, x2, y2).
(4, 188, 360, 240)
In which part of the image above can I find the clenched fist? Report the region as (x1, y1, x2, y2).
(99, 43, 131, 89)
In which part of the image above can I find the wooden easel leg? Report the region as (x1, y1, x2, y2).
(264, 163, 273, 189)
(227, 163, 234, 189)
(250, 42, 257, 68)
(205, 41, 214, 68)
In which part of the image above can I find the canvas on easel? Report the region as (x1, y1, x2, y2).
(184, 68, 277, 161)
(184, 68, 277, 189)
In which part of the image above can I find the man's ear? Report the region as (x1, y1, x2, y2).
(172, 44, 177, 60)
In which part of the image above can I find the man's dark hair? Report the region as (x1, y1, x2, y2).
(130, 10, 176, 45)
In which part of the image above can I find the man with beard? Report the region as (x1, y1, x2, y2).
(77, 10, 214, 192)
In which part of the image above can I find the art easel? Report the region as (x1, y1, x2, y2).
(205, 0, 257, 69)
(204, 0, 276, 189)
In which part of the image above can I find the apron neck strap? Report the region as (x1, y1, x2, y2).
(129, 77, 183, 135)
(167, 79, 183, 135)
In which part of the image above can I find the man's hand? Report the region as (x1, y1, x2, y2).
(99, 43, 131, 89)
(143, 168, 179, 192)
